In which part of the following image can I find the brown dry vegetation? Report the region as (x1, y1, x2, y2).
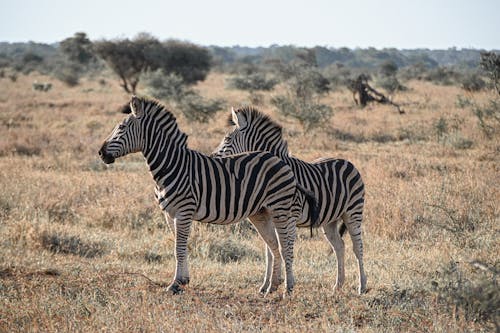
(0, 72, 498, 332)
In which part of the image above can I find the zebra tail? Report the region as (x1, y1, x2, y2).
(296, 184, 320, 238)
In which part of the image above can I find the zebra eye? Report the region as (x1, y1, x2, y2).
(224, 137, 231, 143)
(118, 124, 127, 130)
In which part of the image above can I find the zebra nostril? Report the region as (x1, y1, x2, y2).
(99, 143, 107, 157)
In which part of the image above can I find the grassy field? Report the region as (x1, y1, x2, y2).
(0, 72, 498, 332)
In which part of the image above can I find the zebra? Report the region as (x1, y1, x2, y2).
(98, 96, 318, 295)
(212, 106, 367, 294)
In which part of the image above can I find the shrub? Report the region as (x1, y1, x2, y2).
(461, 73, 486, 92)
(142, 70, 186, 102)
(271, 95, 332, 131)
(226, 72, 278, 92)
(142, 69, 225, 123)
(272, 57, 333, 130)
(424, 67, 461, 86)
(480, 52, 500, 95)
(473, 99, 500, 139)
(53, 64, 80, 86)
(377, 75, 406, 95)
(455, 95, 473, 109)
(179, 93, 225, 123)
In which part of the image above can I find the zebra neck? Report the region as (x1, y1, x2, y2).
(270, 140, 290, 160)
(143, 136, 190, 188)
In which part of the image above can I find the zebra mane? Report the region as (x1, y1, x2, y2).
(229, 106, 283, 133)
(138, 96, 188, 148)
(230, 106, 291, 157)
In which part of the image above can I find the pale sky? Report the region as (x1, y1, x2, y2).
(1, 0, 499, 49)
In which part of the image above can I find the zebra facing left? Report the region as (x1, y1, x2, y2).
(98, 96, 318, 295)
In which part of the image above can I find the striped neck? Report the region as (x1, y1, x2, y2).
(140, 106, 189, 186)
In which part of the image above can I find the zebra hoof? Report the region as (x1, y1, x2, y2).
(259, 282, 271, 294)
(264, 285, 278, 295)
(166, 283, 184, 295)
(358, 286, 368, 294)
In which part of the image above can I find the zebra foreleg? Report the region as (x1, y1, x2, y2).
(249, 213, 282, 295)
(323, 220, 346, 293)
(167, 216, 193, 294)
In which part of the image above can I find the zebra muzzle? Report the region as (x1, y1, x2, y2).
(98, 143, 115, 164)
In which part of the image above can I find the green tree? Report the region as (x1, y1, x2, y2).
(157, 40, 211, 84)
(59, 32, 96, 65)
(94, 34, 212, 93)
(94, 34, 160, 93)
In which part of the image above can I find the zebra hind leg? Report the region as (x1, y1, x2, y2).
(270, 211, 296, 295)
(342, 212, 367, 294)
(323, 220, 346, 293)
(249, 213, 283, 295)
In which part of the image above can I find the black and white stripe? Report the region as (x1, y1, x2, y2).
(99, 96, 317, 295)
(212, 106, 367, 294)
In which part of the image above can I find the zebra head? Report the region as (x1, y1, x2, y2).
(212, 106, 287, 158)
(99, 96, 145, 164)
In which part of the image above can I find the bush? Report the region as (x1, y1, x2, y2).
(480, 52, 500, 95)
(272, 57, 333, 130)
(142, 69, 225, 123)
(271, 95, 332, 131)
(53, 64, 80, 86)
(423, 67, 461, 86)
(142, 70, 186, 102)
(473, 99, 500, 139)
(377, 75, 406, 95)
(461, 73, 486, 92)
(226, 72, 278, 92)
(179, 94, 225, 123)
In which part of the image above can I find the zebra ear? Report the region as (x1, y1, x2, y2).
(130, 95, 144, 118)
(231, 107, 247, 129)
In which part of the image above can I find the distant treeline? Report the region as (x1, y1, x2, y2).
(0, 40, 495, 72)
(210, 45, 490, 70)
(0, 35, 498, 98)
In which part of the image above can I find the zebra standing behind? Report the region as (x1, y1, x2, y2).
(99, 96, 318, 295)
(212, 106, 367, 294)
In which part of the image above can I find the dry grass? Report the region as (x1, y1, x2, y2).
(0, 72, 498, 332)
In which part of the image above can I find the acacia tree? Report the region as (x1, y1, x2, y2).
(57, 32, 99, 86)
(60, 32, 96, 66)
(94, 34, 159, 93)
(94, 34, 212, 94)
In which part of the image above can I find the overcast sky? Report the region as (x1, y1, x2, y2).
(1, 0, 499, 49)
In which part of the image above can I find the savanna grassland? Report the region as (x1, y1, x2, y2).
(0, 72, 498, 332)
